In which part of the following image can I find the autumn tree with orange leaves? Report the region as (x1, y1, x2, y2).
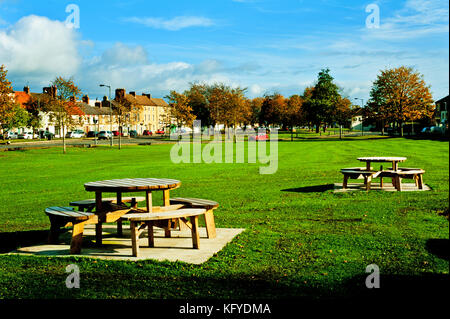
(366, 66, 434, 136)
(49, 76, 84, 153)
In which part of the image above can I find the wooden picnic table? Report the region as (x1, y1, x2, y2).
(357, 156, 407, 171)
(84, 178, 181, 245)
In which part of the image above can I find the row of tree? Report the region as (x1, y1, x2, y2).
(166, 66, 435, 138)
(166, 68, 354, 139)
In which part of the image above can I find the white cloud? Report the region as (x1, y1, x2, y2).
(100, 43, 149, 66)
(125, 16, 215, 31)
(0, 15, 81, 83)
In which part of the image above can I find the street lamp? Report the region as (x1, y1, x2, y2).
(100, 84, 113, 146)
(354, 98, 364, 136)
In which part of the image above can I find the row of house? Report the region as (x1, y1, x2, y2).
(10, 86, 170, 137)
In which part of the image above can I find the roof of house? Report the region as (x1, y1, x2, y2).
(77, 102, 118, 115)
(14, 91, 31, 107)
(150, 97, 168, 107)
(435, 95, 449, 104)
(124, 94, 168, 107)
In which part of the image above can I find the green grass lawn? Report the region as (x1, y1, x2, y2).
(0, 136, 448, 300)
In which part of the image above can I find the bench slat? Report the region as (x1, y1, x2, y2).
(45, 206, 95, 220)
(121, 208, 206, 221)
(169, 197, 219, 209)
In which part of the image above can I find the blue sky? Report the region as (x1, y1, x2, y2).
(0, 0, 448, 102)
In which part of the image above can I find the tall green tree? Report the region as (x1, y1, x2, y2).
(303, 69, 340, 133)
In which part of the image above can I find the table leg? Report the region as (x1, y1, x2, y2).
(392, 161, 398, 171)
(146, 191, 152, 213)
(95, 191, 103, 246)
(162, 189, 178, 235)
(116, 192, 123, 237)
(366, 161, 371, 171)
(163, 189, 170, 206)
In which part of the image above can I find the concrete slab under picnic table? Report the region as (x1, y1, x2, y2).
(9, 224, 245, 264)
(333, 182, 431, 192)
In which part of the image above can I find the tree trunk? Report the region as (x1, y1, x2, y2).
(339, 125, 342, 140)
(400, 121, 404, 137)
(315, 123, 320, 133)
(291, 126, 293, 141)
(119, 125, 122, 149)
(62, 124, 66, 154)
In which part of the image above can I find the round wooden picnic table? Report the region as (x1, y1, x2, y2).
(357, 157, 407, 171)
(84, 178, 181, 245)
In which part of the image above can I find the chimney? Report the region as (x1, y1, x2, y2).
(142, 93, 151, 99)
(43, 86, 57, 98)
(69, 96, 76, 102)
(95, 101, 101, 108)
(82, 95, 89, 104)
(23, 86, 30, 94)
(115, 88, 125, 100)
(130, 91, 136, 97)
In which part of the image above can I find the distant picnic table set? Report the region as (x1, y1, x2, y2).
(340, 157, 426, 191)
(44, 178, 219, 257)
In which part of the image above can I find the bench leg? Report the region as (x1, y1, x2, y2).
(117, 220, 123, 237)
(417, 174, 424, 190)
(343, 175, 349, 189)
(395, 176, 402, 191)
(190, 216, 200, 249)
(95, 223, 103, 246)
(380, 177, 383, 188)
(147, 221, 154, 248)
(204, 210, 216, 239)
(70, 222, 85, 254)
(366, 176, 372, 191)
(131, 221, 140, 257)
(48, 217, 64, 244)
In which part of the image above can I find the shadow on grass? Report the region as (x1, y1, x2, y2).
(426, 239, 449, 261)
(281, 184, 334, 193)
(0, 229, 53, 253)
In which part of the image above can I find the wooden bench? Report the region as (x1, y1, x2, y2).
(169, 197, 218, 238)
(120, 208, 207, 257)
(380, 168, 425, 191)
(45, 206, 99, 254)
(70, 197, 146, 237)
(340, 168, 380, 191)
(69, 196, 146, 212)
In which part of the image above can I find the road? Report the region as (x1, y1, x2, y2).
(0, 136, 174, 150)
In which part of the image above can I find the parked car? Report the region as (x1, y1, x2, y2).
(129, 130, 138, 138)
(112, 130, 124, 136)
(420, 126, 444, 136)
(249, 133, 269, 141)
(18, 132, 34, 139)
(39, 130, 55, 140)
(87, 131, 98, 138)
(155, 129, 165, 134)
(98, 131, 112, 140)
(66, 130, 85, 138)
(143, 130, 153, 136)
(4, 131, 18, 139)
